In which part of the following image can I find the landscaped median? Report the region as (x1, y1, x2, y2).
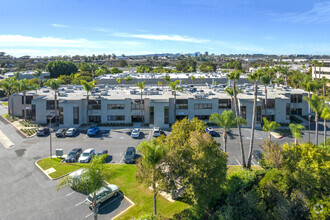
(36, 157, 190, 219)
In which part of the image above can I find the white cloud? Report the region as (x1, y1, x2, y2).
(112, 32, 209, 43)
(52, 24, 70, 28)
(275, 2, 330, 24)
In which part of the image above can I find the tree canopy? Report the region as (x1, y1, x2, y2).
(46, 60, 78, 78)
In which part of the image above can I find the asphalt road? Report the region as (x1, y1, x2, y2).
(0, 101, 329, 219)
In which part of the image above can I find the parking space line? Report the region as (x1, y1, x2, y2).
(66, 192, 75, 197)
(85, 194, 124, 218)
(233, 156, 241, 165)
(148, 130, 152, 140)
(251, 160, 256, 166)
(75, 200, 85, 207)
(119, 155, 125, 164)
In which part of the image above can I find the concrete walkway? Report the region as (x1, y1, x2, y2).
(0, 130, 14, 148)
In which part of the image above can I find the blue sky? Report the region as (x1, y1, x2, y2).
(0, 0, 329, 57)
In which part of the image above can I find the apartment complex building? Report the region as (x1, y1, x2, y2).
(9, 84, 309, 129)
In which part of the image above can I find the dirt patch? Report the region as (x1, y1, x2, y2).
(15, 149, 26, 157)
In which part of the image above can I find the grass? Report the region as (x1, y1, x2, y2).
(227, 165, 263, 175)
(36, 158, 263, 219)
(1, 102, 8, 107)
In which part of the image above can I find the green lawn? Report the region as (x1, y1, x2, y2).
(227, 165, 263, 175)
(36, 158, 262, 219)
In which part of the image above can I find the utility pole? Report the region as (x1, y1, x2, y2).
(48, 115, 55, 159)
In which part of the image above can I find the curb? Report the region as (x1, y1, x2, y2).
(1, 115, 29, 138)
(35, 157, 78, 180)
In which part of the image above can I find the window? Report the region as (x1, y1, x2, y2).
(107, 104, 125, 110)
(164, 106, 169, 124)
(107, 115, 125, 121)
(89, 116, 101, 123)
(22, 96, 33, 104)
(176, 99, 188, 109)
(291, 108, 302, 116)
(286, 103, 290, 120)
(241, 106, 246, 119)
(73, 107, 79, 124)
(262, 99, 275, 109)
(194, 115, 210, 120)
(150, 106, 154, 124)
(219, 99, 231, 109)
(131, 100, 144, 110)
(88, 100, 101, 110)
(291, 94, 302, 103)
(46, 100, 55, 110)
(32, 104, 36, 121)
(194, 103, 212, 109)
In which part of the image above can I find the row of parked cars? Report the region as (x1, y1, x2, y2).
(36, 127, 79, 137)
(65, 147, 137, 164)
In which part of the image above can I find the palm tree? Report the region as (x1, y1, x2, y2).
(158, 81, 163, 89)
(210, 110, 245, 152)
(81, 80, 95, 125)
(57, 155, 109, 220)
(163, 75, 171, 88)
(262, 117, 280, 142)
(301, 79, 317, 142)
(304, 94, 324, 145)
(0, 78, 18, 115)
(13, 71, 21, 81)
(135, 81, 146, 122)
(44, 79, 62, 125)
(18, 79, 38, 120)
(137, 139, 166, 215)
(89, 63, 99, 79)
(320, 77, 328, 97)
(320, 105, 330, 145)
(33, 69, 43, 87)
(124, 75, 133, 82)
(246, 70, 262, 169)
(311, 60, 319, 79)
(168, 80, 183, 122)
(116, 78, 122, 85)
(318, 61, 324, 79)
(190, 76, 196, 84)
(260, 68, 274, 119)
(227, 70, 246, 168)
(289, 123, 305, 145)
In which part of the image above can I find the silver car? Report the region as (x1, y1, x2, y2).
(85, 184, 119, 208)
(78, 148, 95, 163)
(131, 128, 140, 138)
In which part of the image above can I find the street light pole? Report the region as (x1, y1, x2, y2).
(48, 115, 55, 159)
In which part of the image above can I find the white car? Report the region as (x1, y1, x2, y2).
(85, 184, 119, 208)
(131, 128, 140, 138)
(78, 148, 95, 163)
(153, 127, 161, 137)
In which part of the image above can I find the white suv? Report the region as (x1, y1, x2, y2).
(153, 127, 161, 137)
(78, 148, 95, 163)
(85, 184, 119, 208)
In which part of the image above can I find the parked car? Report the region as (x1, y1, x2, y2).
(65, 148, 82, 163)
(96, 149, 108, 156)
(65, 128, 79, 137)
(79, 148, 95, 163)
(36, 127, 50, 136)
(131, 128, 140, 138)
(56, 128, 67, 137)
(153, 127, 161, 137)
(253, 150, 263, 161)
(205, 127, 215, 136)
(124, 147, 136, 164)
(85, 184, 119, 208)
(87, 126, 99, 136)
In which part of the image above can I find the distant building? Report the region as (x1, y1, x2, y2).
(204, 51, 209, 56)
(4, 71, 50, 80)
(312, 60, 330, 79)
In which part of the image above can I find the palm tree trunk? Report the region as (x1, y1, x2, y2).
(152, 173, 157, 215)
(140, 90, 144, 123)
(86, 93, 89, 125)
(247, 82, 257, 169)
(233, 81, 246, 168)
(23, 91, 26, 120)
(264, 87, 268, 119)
(223, 129, 227, 152)
(295, 138, 297, 145)
(323, 85, 326, 97)
(314, 64, 317, 79)
(315, 113, 318, 145)
(54, 92, 58, 125)
(7, 94, 10, 116)
(269, 131, 271, 142)
(324, 119, 327, 145)
(174, 92, 177, 123)
(308, 92, 311, 142)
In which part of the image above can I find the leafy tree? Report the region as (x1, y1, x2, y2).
(259, 140, 284, 169)
(190, 76, 196, 84)
(289, 123, 305, 145)
(33, 69, 43, 87)
(124, 75, 133, 82)
(0, 78, 18, 115)
(110, 67, 123, 74)
(176, 58, 197, 72)
(262, 117, 280, 141)
(117, 59, 128, 67)
(137, 138, 167, 215)
(168, 80, 182, 122)
(304, 94, 324, 145)
(18, 79, 38, 120)
(57, 155, 109, 220)
(81, 80, 95, 124)
(222, 59, 242, 70)
(17, 61, 26, 70)
(228, 70, 246, 167)
(164, 118, 227, 214)
(34, 62, 44, 70)
(46, 61, 78, 78)
(198, 61, 216, 73)
(210, 110, 246, 152)
(44, 79, 62, 125)
(136, 65, 153, 73)
(57, 75, 72, 84)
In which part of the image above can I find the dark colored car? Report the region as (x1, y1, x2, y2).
(56, 128, 67, 137)
(253, 150, 263, 160)
(37, 127, 50, 136)
(97, 149, 108, 156)
(205, 127, 215, 136)
(124, 147, 136, 164)
(87, 127, 99, 136)
(66, 148, 83, 163)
